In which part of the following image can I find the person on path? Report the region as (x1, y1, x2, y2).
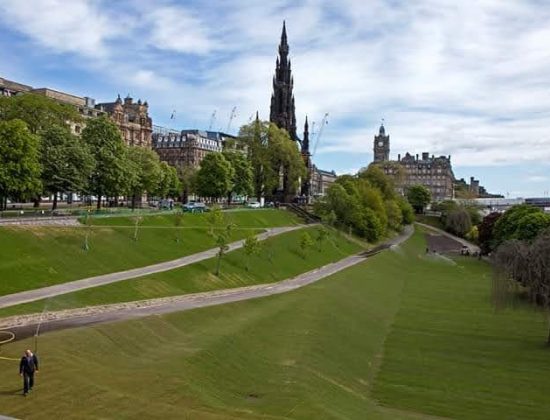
(19, 349, 39, 396)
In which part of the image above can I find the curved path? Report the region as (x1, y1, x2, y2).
(1, 226, 413, 341)
(0, 226, 303, 310)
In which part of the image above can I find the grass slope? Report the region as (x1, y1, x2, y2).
(373, 232, 550, 419)
(2, 229, 549, 419)
(0, 227, 361, 317)
(0, 242, 410, 420)
(0, 210, 299, 296)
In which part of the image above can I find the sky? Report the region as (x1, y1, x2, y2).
(0, 0, 549, 198)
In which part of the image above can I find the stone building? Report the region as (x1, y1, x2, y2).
(0, 77, 32, 96)
(96, 95, 152, 147)
(152, 128, 237, 169)
(373, 124, 455, 201)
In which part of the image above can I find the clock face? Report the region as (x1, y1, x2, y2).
(378, 141, 384, 147)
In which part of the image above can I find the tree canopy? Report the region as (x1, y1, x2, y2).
(0, 119, 42, 209)
(239, 120, 305, 199)
(195, 152, 234, 200)
(0, 93, 81, 134)
(81, 116, 128, 208)
(40, 125, 95, 209)
(406, 184, 432, 213)
(314, 170, 414, 242)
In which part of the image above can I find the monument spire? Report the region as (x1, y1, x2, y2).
(269, 21, 297, 141)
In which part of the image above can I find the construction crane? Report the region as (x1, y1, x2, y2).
(226, 106, 237, 133)
(312, 113, 329, 157)
(208, 110, 217, 131)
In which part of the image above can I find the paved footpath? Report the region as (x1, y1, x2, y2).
(0, 225, 413, 339)
(0, 226, 303, 310)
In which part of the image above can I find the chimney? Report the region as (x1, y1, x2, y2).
(398, 153, 401, 161)
(416, 154, 419, 161)
(422, 152, 429, 160)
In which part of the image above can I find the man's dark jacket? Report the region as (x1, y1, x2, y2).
(19, 354, 39, 375)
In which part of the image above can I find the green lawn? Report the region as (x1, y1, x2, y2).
(0, 227, 361, 318)
(372, 233, 550, 419)
(2, 228, 549, 419)
(0, 210, 299, 296)
(0, 237, 408, 420)
(87, 208, 301, 227)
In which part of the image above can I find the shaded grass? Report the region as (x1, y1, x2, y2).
(0, 237, 412, 419)
(0, 227, 361, 317)
(0, 210, 298, 296)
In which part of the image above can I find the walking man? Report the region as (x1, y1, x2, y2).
(19, 349, 39, 396)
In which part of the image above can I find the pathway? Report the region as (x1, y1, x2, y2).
(0, 225, 413, 339)
(416, 222, 480, 252)
(0, 226, 303, 310)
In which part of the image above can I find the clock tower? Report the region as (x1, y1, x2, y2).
(373, 123, 390, 162)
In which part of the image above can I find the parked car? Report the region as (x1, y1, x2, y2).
(247, 201, 261, 209)
(182, 201, 208, 213)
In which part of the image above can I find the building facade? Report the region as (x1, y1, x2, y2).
(96, 95, 152, 147)
(373, 124, 455, 201)
(0, 77, 32, 96)
(152, 129, 237, 169)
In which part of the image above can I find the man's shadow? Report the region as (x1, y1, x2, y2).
(0, 388, 21, 396)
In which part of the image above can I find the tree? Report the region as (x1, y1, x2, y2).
(243, 234, 261, 271)
(132, 215, 143, 241)
(239, 120, 305, 200)
(299, 231, 314, 258)
(445, 208, 472, 237)
(40, 125, 94, 210)
(515, 212, 550, 241)
(406, 184, 431, 214)
(173, 212, 183, 243)
(478, 212, 501, 255)
(214, 223, 235, 276)
(177, 166, 197, 204)
(126, 147, 162, 209)
(397, 197, 415, 225)
(0, 93, 81, 135)
(156, 162, 180, 199)
(315, 228, 330, 251)
(493, 229, 550, 344)
(223, 151, 253, 204)
(206, 206, 225, 236)
(493, 204, 545, 245)
(0, 119, 41, 210)
(358, 165, 396, 200)
(385, 200, 403, 231)
(195, 152, 234, 200)
(81, 116, 128, 209)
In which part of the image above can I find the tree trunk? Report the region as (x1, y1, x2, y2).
(96, 195, 102, 210)
(215, 252, 222, 276)
(227, 191, 232, 207)
(52, 193, 58, 211)
(33, 196, 40, 208)
(547, 323, 550, 346)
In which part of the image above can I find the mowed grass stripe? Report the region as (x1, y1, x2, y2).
(0, 238, 413, 419)
(372, 231, 550, 419)
(0, 210, 299, 296)
(0, 227, 361, 318)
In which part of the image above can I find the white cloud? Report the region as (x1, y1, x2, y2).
(1, 0, 550, 191)
(0, 0, 125, 58)
(147, 6, 215, 55)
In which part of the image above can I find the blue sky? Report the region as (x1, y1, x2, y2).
(1, 0, 550, 198)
